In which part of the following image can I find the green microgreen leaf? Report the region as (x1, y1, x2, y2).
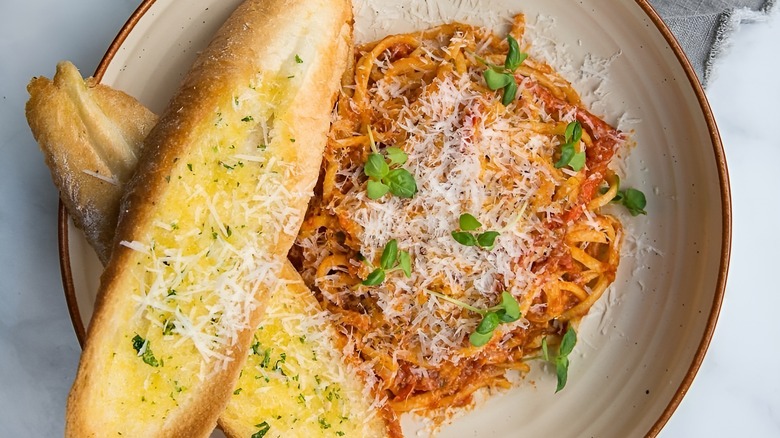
(476, 312, 501, 334)
(619, 188, 647, 216)
(451, 231, 478, 246)
(555, 356, 570, 393)
(564, 121, 582, 143)
(539, 326, 577, 392)
(559, 326, 577, 357)
(483, 68, 513, 90)
(364, 153, 389, 179)
(568, 151, 586, 171)
(362, 269, 385, 286)
(384, 168, 418, 198)
(453, 214, 501, 250)
(501, 77, 518, 105)
(364, 125, 417, 200)
(500, 291, 521, 321)
(361, 241, 412, 286)
(479, 35, 526, 106)
(469, 330, 493, 347)
(556, 121, 585, 170)
(424, 289, 523, 348)
(459, 213, 482, 231)
(504, 35, 527, 71)
(384, 147, 408, 165)
(555, 143, 575, 169)
(380, 239, 399, 270)
(398, 251, 412, 277)
(366, 180, 390, 199)
(476, 231, 501, 250)
(295, 54, 303, 64)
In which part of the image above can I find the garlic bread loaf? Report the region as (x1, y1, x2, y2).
(65, 0, 353, 436)
(27, 69, 392, 437)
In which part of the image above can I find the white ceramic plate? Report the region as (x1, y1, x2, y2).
(60, 1, 730, 437)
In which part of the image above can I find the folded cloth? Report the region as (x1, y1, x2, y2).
(649, 0, 775, 85)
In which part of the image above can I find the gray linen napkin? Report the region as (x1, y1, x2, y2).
(649, 0, 775, 85)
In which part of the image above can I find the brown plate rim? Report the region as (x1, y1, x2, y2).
(59, 1, 732, 436)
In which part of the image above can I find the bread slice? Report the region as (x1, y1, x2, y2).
(26, 68, 392, 437)
(27, 48, 392, 438)
(219, 263, 391, 438)
(63, 0, 355, 436)
(25, 61, 156, 264)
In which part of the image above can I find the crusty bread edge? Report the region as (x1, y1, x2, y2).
(65, 0, 354, 436)
(25, 61, 157, 264)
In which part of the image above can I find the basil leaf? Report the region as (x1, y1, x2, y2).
(364, 153, 389, 179)
(483, 68, 513, 90)
(571, 121, 583, 144)
(622, 188, 647, 216)
(564, 121, 582, 143)
(554, 143, 575, 169)
(476, 231, 500, 250)
(501, 77, 518, 106)
(476, 312, 501, 334)
(459, 213, 482, 231)
(555, 356, 570, 393)
(384, 147, 408, 165)
(568, 151, 586, 172)
(469, 330, 493, 347)
(384, 168, 418, 198)
(559, 326, 577, 357)
(500, 291, 520, 321)
(398, 250, 412, 277)
(541, 336, 550, 362)
(504, 35, 527, 71)
(451, 231, 478, 246)
(380, 239, 398, 270)
(366, 180, 390, 199)
(362, 268, 385, 286)
(497, 309, 517, 323)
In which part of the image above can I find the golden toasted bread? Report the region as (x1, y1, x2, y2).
(25, 61, 156, 264)
(58, 0, 372, 436)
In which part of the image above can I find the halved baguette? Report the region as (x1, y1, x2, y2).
(25, 61, 156, 264)
(27, 64, 392, 437)
(63, 0, 356, 436)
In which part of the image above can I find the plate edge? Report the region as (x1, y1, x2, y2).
(55, 1, 734, 435)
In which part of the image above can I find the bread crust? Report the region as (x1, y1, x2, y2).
(65, 0, 353, 436)
(25, 61, 157, 264)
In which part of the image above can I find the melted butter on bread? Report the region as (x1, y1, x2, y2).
(65, 0, 357, 435)
(221, 265, 388, 437)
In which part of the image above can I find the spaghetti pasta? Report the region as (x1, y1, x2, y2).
(291, 14, 627, 421)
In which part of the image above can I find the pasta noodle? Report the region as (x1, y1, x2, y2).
(291, 14, 626, 421)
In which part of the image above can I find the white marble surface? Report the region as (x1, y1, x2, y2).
(0, 1, 777, 436)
